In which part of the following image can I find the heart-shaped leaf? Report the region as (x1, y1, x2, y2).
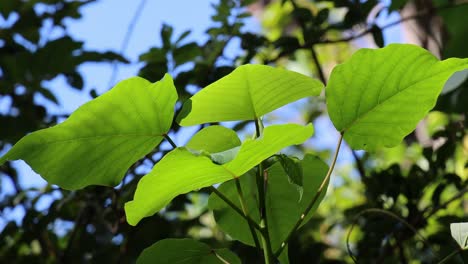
(177, 64, 323, 126)
(137, 239, 240, 264)
(326, 44, 468, 151)
(125, 123, 313, 225)
(0, 75, 177, 190)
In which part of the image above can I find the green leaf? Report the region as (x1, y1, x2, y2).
(186, 125, 241, 153)
(326, 44, 468, 151)
(450, 223, 468, 249)
(177, 64, 323, 126)
(0, 75, 177, 190)
(208, 155, 328, 252)
(125, 123, 313, 225)
(277, 154, 304, 200)
(137, 239, 240, 264)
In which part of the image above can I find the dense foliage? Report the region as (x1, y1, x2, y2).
(1, 0, 467, 263)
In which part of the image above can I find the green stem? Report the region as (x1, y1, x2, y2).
(274, 133, 343, 257)
(234, 178, 261, 249)
(254, 118, 274, 263)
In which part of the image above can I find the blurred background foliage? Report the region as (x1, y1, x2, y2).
(0, 0, 467, 263)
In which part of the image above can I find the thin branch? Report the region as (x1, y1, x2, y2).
(423, 186, 468, 219)
(437, 247, 464, 264)
(107, 0, 148, 88)
(164, 134, 178, 149)
(310, 46, 326, 85)
(345, 208, 437, 262)
(275, 133, 343, 257)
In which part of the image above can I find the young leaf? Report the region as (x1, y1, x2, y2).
(177, 64, 323, 126)
(208, 155, 328, 253)
(450, 223, 468, 249)
(0, 75, 177, 190)
(125, 123, 313, 225)
(326, 44, 468, 151)
(137, 239, 240, 264)
(186, 125, 241, 153)
(277, 154, 304, 200)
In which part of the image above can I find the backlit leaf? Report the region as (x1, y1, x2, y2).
(125, 124, 313, 225)
(326, 44, 468, 151)
(0, 75, 177, 190)
(177, 64, 323, 126)
(208, 155, 328, 253)
(450, 223, 468, 249)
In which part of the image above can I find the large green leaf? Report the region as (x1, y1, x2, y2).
(326, 44, 468, 151)
(177, 64, 323, 126)
(0, 75, 177, 190)
(208, 155, 328, 256)
(125, 123, 313, 225)
(137, 239, 240, 264)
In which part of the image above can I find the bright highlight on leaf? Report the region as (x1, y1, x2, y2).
(326, 44, 468, 151)
(0, 75, 178, 190)
(450, 223, 468, 249)
(137, 239, 240, 264)
(124, 123, 313, 226)
(177, 64, 324, 126)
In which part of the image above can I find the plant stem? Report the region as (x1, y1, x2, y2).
(274, 133, 343, 257)
(164, 134, 178, 149)
(254, 118, 274, 263)
(234, 178, 261, 249)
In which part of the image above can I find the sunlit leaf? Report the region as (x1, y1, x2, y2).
(326, 44, 468, 151)
(177, 64, 323, 126)
(0, 75, 177, 190)
(125, 124, 313, 225)
(451, 223, 468, 249)
(186, 125, 241, 153)
(137, 239, 240, 264)
(208, 155, 328, 253)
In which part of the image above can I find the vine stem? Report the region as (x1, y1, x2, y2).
(274, 132, 343, 257)
(163, 134, 262, 249)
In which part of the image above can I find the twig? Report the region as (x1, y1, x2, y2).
(107, 0, 148, 88)
(423, 186, 468, 219)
